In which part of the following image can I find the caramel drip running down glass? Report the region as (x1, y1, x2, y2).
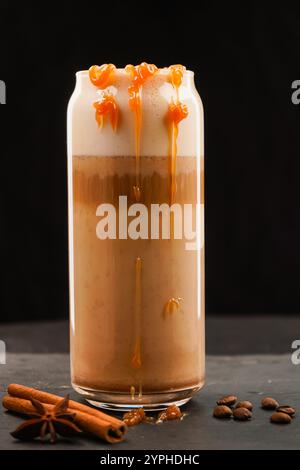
(67, 64, 205, 410)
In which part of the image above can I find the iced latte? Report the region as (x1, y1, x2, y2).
(67, 64, 204, 409)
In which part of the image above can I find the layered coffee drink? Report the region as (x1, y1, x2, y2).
(67, 64, 204, 409)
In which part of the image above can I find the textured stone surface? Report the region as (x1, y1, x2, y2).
(0, 354, 299, 450)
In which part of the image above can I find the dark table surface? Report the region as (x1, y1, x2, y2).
(1, 353, 299, 450)
(0, 316, 300, 450)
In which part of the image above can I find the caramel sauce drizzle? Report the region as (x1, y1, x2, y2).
(89, 64, 116, 88)
(89, 64, 119, 131)
(130, 256, 143, 399)
(123, 405, 184, 426)
(167, 65, 188, 206)
(130, 384, 143, 401)
(157, 404, 185, 422)
(131, 256, 142, 370)
(125, 64, 158, 397)
(169, 64, 185, 102)
(125, 63, 158, 201)
(164, 297, 183, 317)
(123, 408, 147, 426)
(93, 93, 119, 131)
(130, 385, 136, 400)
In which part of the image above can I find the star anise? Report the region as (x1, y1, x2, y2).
(11, 395, 81, 443)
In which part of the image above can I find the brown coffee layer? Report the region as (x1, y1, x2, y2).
(71, 155, 205, 393)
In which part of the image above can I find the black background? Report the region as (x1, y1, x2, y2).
(0, 2, 300, 322)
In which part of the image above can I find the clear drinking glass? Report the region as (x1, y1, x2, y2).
(67, 65, 205, 410)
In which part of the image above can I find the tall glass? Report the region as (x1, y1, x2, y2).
(67, 65, 205, 410)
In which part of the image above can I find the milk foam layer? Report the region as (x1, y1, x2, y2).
(67, 69, 203, 158)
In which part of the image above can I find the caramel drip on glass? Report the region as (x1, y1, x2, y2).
(130, 383, 142, 400)
(89, 64, 116, 88)
(131, 256, 142, 370)
(89, 64, 119, 131)
(125, 63, 158, 201)
(167, 65, 188, 206)
(169, 64, 185, 102)
(125, 64, 158, 398)
(164, 297, 183, 317)
(93, 93, 119, 131)
(130, 385, 136, 400)
(167, 65, 188, 238)
(167, 101, 188, 203)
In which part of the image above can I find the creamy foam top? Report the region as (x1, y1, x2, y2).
(68, 68, 203, 158)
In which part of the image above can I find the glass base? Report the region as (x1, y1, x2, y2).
(72, 382, 204, 411)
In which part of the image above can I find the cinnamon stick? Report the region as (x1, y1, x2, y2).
(8, 384, 122, 427)
(3, 395, 126, 444)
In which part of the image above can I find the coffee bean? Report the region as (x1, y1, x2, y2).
(233, 407, 252, 421)
(235, 401, 253, 411)
(213, 405, 233, 419)
(270, 412, 292, 424)
(261, 397, 279, 410)
(276, 405, 296, 417)
(216, 395, 237, 407)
